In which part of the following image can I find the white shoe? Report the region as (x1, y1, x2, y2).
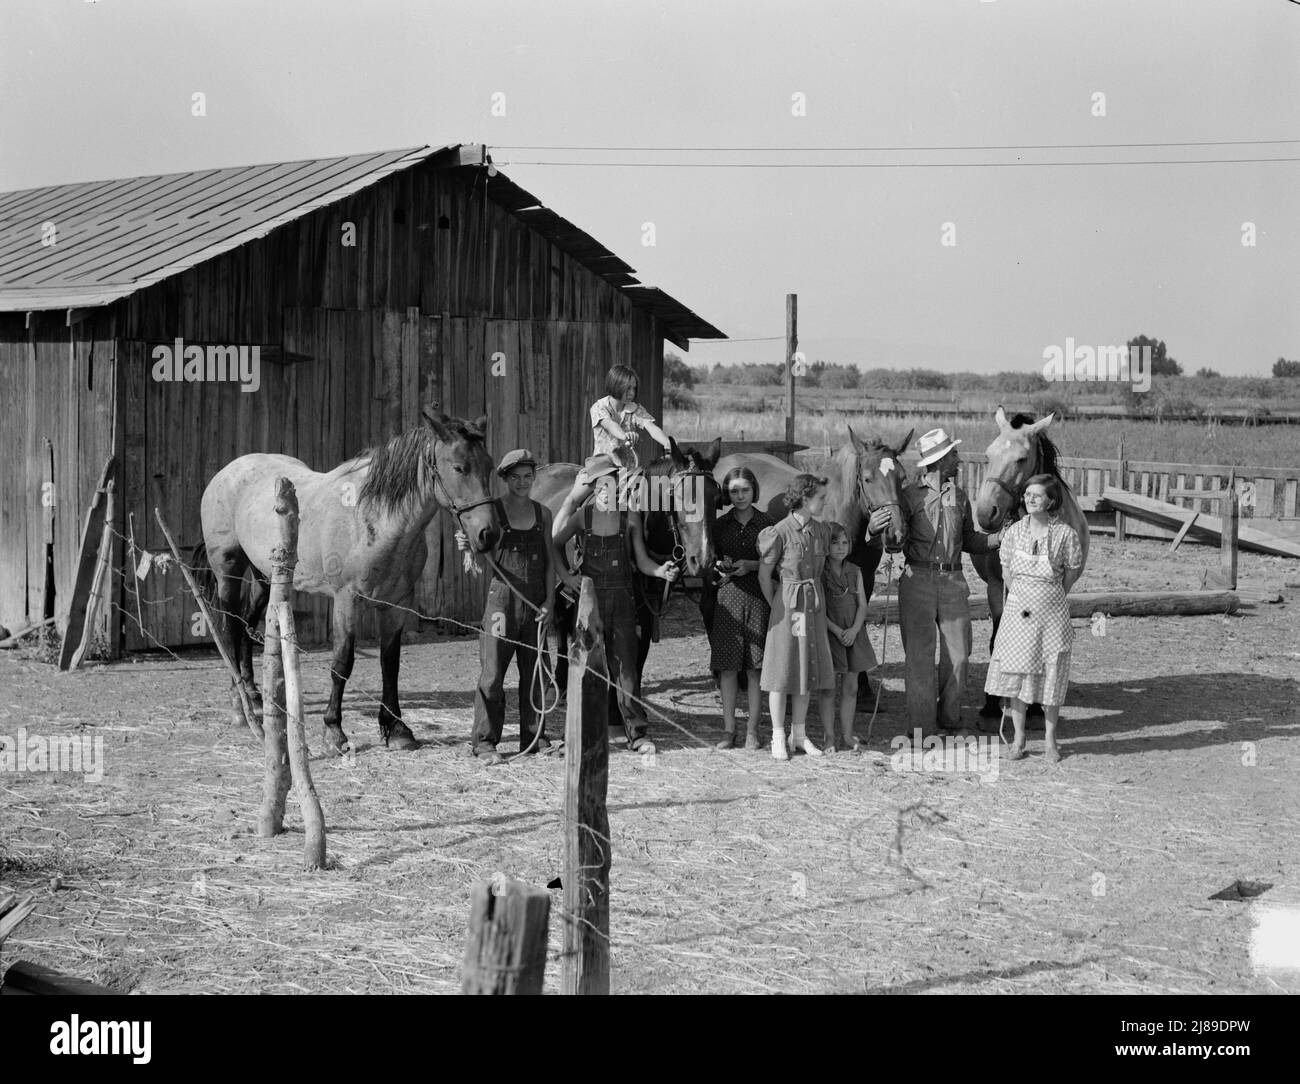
(802, 739, 824, 758)
(771, 736, 789, 761)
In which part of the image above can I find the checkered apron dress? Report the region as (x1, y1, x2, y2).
(984, 523, 1074, 706)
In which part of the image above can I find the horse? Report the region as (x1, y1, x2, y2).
(970, 407, 1090, 718)
(198, 409, 500, 753)
(532, 437, 723, 694)
(711, 424, 913, 614)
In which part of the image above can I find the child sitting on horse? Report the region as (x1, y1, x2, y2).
(552, 364, 675, 538)
(553, 457, 680, 757)
(821, 521, 877, 752)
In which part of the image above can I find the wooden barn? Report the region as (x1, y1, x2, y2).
(0, 144, 724, 652)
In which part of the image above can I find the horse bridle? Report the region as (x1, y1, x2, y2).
(429, 454, 496, 534)
(856, 459, 904, 542)
(983, 442, 1042, 523)
(641, 466, 710, 617)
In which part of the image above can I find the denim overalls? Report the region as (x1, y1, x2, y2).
(580, 504, 650, 745)
(473, 499, 549, 753)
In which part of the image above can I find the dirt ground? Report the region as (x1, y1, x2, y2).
(1, 536, 1297, 994)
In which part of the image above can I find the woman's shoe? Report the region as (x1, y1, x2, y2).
(771, 735, 789, 761)
(715, 730, 736, 750)
(743, 731, 760, 751)
(802, 739, 824, 758)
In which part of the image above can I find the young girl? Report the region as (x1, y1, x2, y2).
(821, 522, 877, 752)
(552, 365, 674, 544)
(757, 474, 837, 760)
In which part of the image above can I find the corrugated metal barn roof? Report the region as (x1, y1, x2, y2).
(0, 144, 725, 343)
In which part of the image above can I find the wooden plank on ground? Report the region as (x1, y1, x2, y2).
(1100, 485, 1300, 558)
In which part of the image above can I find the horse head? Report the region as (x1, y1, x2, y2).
(421, 407, 500, 552)
(846, 425, 913, 550)
(976, 406, 1055, 532)
(642, 436, 722, 577)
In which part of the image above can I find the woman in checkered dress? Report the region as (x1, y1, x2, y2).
(984, 474, 1084, 762)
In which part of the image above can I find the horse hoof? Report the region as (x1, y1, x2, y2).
(323, 725, 350, 756)
(385, 723, 418, 751)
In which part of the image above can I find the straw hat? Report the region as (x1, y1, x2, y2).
(915, 428, 962, 468)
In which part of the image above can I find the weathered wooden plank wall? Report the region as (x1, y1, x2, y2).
(0, 317, 30, 631)
(4, 158, 670, 651)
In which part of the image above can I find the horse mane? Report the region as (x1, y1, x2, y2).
(1007, 412, 1062, 481)
(358, 419, 484, 515)
(643, 445, 710, 477)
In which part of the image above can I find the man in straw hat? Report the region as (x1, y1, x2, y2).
(868, 427, 1002, 737)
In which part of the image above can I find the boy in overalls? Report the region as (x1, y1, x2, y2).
(467, 449, 558, 765)
(553, 461, 679, 756)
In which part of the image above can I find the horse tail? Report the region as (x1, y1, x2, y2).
(190, 542, 218, 608)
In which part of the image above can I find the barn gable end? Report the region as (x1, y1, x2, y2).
(0, 145, 723, 651)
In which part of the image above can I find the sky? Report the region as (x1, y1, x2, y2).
(2, 0, 1297, 377)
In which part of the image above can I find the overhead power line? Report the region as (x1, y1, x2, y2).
(502, 156, 1300, 168)
(498, 138, 1300, 152)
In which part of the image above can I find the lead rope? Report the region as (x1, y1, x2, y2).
(863, 553, 895, 748)
(480, 553, 562, 757)
(434, 464, 559, 758)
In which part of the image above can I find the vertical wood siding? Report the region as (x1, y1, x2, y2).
(4, 159, 668, 650)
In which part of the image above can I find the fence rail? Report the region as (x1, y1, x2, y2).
(954, 452, 1300, 522)
(776, 443, 1300, 544)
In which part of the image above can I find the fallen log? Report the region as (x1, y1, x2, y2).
(866, 588, 1240, 622)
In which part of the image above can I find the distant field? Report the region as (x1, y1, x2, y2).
(667, 388, 1300, 468)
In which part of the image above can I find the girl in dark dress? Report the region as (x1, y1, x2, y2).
(709, 467, 775, 750)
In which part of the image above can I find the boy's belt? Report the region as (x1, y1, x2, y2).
(908, 558, 961, 572)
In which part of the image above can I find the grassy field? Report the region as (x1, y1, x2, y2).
(667, 391, 1300, 468)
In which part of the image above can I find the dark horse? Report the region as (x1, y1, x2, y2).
(532, 438, 723, 696)
(199, 410, 500, 752)
(970, 407, 1090, 718)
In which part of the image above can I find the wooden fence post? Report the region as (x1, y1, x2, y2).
(1220, 470, 1238, 590)
(783, 294, 797, 464)
(1114, 436, 1127, 544)
(258, 477, 327, 869)
(562, 576, 611, 995)
(462, 879, 552, 994)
